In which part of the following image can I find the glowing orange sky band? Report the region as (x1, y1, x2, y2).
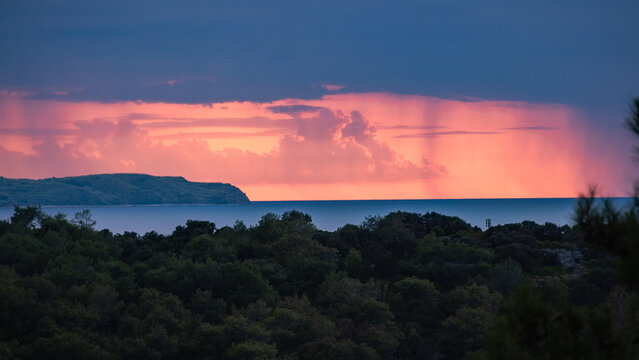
(0, 91, 631, 200)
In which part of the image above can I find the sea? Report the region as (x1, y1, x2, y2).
(0, 198, 633, 235)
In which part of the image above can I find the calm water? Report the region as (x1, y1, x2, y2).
(0, 198, 632, 234)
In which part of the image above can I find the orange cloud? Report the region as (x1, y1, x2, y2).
(0, 92, 632, 200)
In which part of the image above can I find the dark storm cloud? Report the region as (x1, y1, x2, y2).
(1, 0, 638, 120)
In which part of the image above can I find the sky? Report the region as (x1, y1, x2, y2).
(1, 0, 638, 200)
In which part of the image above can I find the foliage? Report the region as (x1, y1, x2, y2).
(573, 98, 639, 289)
(0, 207, 633, 359)
(478, 284, 639, 359)
(476, 97, 639, 358)
(0, 173, 249, 206)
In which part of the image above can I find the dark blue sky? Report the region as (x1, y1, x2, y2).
(1, 0, 638, 124)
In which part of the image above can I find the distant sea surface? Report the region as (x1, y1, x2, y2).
(0, 198, 633, 234)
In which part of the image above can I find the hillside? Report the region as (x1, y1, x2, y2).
(0, 173, 250, 206)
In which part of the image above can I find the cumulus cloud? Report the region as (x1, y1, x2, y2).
(1, 92, 631, 199)
(296, 109, 346, 140)
(341, 111, 375, 141)
(0, 108, 443, 185)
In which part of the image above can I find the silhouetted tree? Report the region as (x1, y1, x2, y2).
(10, 205, 46, 230)
(72, 209, 96, 229)
(575, 97, 639, 288)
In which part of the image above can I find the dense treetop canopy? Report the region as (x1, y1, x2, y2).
(1, 206, 636, 359)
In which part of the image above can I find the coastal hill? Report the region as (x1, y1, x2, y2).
(0, 173, 250, 206)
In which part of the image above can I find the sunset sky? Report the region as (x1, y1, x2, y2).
(1, 1, 638, 200)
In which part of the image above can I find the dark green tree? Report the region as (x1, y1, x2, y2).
(72, 209, 96, 230)
(575, 98, 639, 288)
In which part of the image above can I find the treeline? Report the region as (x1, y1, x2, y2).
(0, 173, 250, 206)
(0, 206, 637, 359)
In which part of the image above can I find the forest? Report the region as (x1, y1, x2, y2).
(0, 174, 249, 206)
(0, 201, 637, 359)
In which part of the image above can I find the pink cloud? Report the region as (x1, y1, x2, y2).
(321, 84, 346, 91)
(0, 107, 442, 187)
(0, 91, 634, 200)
